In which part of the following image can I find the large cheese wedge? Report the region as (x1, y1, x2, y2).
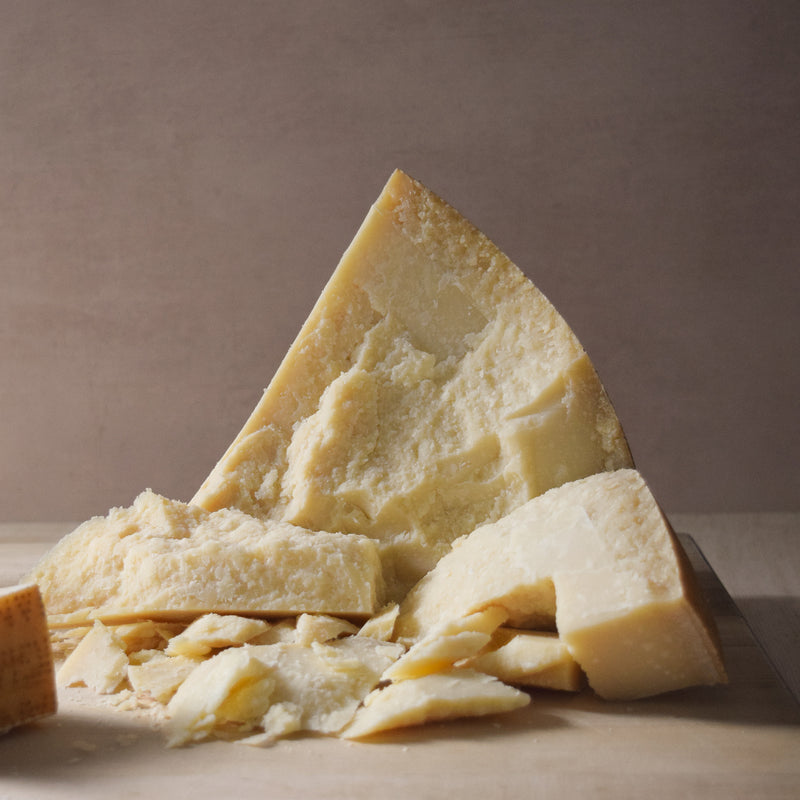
(193, 169, 633, 599)
(0, 584, 57, 733)
(25, 491, 384, 623)
(395, 469, 726, 700)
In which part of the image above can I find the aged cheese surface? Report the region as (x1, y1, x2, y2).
(0, 584, 57, 733)
(395, 469, 726, 700)
(26, 491, 384, 622)
(193, 169, 632, 599)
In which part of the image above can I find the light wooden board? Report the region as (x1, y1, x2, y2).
(1, 534, 798, 799)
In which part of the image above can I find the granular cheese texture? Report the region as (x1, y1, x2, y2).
(193, 169, 633, 600)
(26, 491, 384, 624)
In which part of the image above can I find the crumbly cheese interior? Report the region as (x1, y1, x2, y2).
(19, 170, 726, 745)
(193, 169, 632, 599)
(27, 490, 384, 624)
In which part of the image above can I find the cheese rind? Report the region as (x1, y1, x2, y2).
(26, 491, 384, 622)
(395, 469, 726, 700)
(193, 170, 632, 599)
(0, 584, 57, 733)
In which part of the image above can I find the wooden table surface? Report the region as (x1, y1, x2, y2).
(1, 514, 798, 799)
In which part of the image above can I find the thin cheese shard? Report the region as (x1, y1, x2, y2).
(26, 491, 384, 622)
(57, 621, 128, 694)
(465, 630, 584, 691)
(395, 469, 726, 700)
(193, 169, 632, 599)
(342, 669, 530, 740)
(0, 584, 57, 733)
(383, 608, 508, 681)
(165, 614, 271, 657)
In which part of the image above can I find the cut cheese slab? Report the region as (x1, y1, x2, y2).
(26, 491, 384, 623)
(193, 169, 632, 599)
(395, 469, 726, 700)
(0, 584, 57, 733)
(342, 669, 530, 740)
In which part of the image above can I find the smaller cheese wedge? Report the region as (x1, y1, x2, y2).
(0, 584, 57, 733)
(465, 630, 584, 691)
(26, 491, 384, 623)
(395, 469, 726, 700)
(342, 669, 530, 739)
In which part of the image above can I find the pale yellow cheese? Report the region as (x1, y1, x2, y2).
(165, 647, 275, 746)
(395, 469, 726, 700)
(164, 636, 404, 745)
(57, 621, 128, 694)
(26, 491, 384, 622)
(294, 614, 359, 646)
(193, 169, 632, 599)
(0, 584, 57, 733)
(128, 653, 201, 703)
(383, 607, 508, 681)
(245, 637, 404, 736)
(465, 630, 584, 691)
(356, 603, 400, 641)
(165, 614, 271, 657)
(342, 669, 530, 740)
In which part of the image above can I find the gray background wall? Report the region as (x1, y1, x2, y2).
(1, 1, 798, 521)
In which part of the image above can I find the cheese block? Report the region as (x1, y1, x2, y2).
(342, 669, 530, 740)
(165, 647, 276, 746)
(25, 491, 384, 623)
(193, 169, 632, 599)
(395, 469, 726, 700)
(0, 583, 57, 733)
(464, 630, 584, 691)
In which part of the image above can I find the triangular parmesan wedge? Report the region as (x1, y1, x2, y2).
(395, 469, 726, 700)
(193, 170, 632, 599)
(26, 491, 383, 623)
